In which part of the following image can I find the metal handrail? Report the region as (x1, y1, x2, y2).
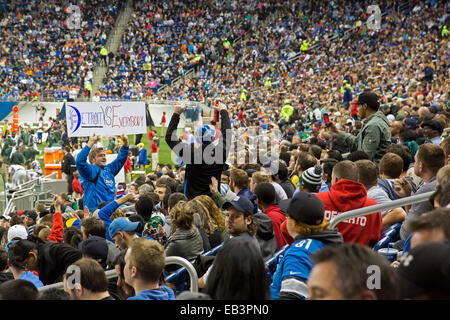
(330, 191, 434, 229)
(37, 256, 198, 294)
(37, 269, 118, 292)
(165, 256, 198, 293)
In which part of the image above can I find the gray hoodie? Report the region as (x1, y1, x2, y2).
(297, 229, 344, 245)
(253, 213, 278, 261)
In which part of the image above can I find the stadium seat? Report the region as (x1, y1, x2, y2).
(165, 243, 223, 294)
(373, 223, 402, 251)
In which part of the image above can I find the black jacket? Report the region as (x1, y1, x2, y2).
(280, 179, 295, 199)
(38, 242, 82, 285)
(62, 153, 76, 176)
(165, 110, 231, 199)
(0, 272, 14, 285)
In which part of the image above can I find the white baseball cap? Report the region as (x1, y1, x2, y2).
(7, 225, 28, 242)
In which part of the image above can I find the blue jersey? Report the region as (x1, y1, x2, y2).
(137, 147, 149, 165)
(76, 145, 129, 212)
(270, 237, 325, 300)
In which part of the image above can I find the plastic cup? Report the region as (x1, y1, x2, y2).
(378, 248, 399, 263)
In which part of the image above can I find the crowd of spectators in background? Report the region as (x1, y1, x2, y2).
(0, 0, 449, 302)
(0, 0, 121, 101)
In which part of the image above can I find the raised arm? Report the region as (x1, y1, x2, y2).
(99, 193, 137, 241)
(216, 103, 231, 162)
(106, 134, 129, 176)
(165, 104, 187, 158)
(76, 134, 99, 181)
(47, 194, 65, 243)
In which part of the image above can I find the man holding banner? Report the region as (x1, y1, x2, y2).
(76, 133, 129, 212)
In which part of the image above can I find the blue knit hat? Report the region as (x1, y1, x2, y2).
(195, 124, 217, 146)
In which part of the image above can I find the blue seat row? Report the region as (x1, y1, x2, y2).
(165, 243, 291, 294)
(164, 243, 224, 293)
(373, 223, 402, 251)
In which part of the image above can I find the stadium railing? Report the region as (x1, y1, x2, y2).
(37, 255, 198, 294)
(330, 190, 434, 230)
(165, 244, 223, 294)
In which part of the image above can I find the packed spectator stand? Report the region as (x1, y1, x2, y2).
(0, 0, 449, 303)
(0, 0, 122, 102)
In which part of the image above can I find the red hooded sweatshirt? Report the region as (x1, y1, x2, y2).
(315, 179, 382, 246)
(264, 205, 288, 249)
(350, 100, 358, 116)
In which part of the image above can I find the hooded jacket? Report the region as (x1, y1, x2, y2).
(137, 147, 149, 165)
(315, 179, 382, 246)
(128, 285, 175, 300)
(271, 230, 343, 300)
(264, 205, 288, 249)
(253, 213, 278, 260)
(38, 242, 82, 285)
(76, 144, 129, 211)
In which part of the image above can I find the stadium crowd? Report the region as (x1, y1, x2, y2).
(98, 0, 278, 100)
(0, 0, 121, 101)
(0, 0, 449, 301)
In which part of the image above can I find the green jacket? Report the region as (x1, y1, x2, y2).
(53, 130, 61, 141)
(1, 141, 13, 156)
(107, 140, 116, 153)
(2, 147, 12, 160)
(335, 111, 391, 164)
(23, 147, 40, 161)
(10, 151, 25, 165)
(47, 134, 60, 147)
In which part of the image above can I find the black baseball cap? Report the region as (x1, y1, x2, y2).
(278, 192, 324, 225)
(396, 241, 450, 299)
(23, 210, 37, 221)
(223, 196, 255, 216)
(357, 92, 380, 110)
(79, 236, 109, 265)
(421, 120, 444, 134)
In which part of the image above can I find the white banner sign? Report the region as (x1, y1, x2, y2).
(66, 102, 147, 137)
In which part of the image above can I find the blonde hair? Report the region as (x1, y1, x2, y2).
(181, 200, 216, 234)
(289, 218, 330, 235)
(111, 208, 126, 220)
(169, 200, 193, 234)
(129, 238, 165, 283)
(189, 199, 218, 235)
(193, 195, 225, 232)
(437, 164, 450, 187)
(251, 171, 270, 185)
(88, 147, 104, 164)
(38, 226, 51, 241)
